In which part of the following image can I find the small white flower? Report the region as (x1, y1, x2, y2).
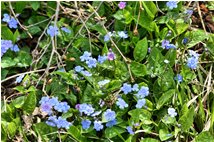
(168, 107, 177, 117)
(164, 59, 169, 64)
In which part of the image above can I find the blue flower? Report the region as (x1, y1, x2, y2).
(106, 119, 117, 128)
(56, 117, 72, 129)
(98, 79, 110, 87)
(98, 55, 107, 64)
(1, 40, 13, 57)
(104, 32, 113, 42)
(116, 98, 128, 109)
(81, 119, 91, 130)
(54, 102, 70, 113)
(166, 1, 178, 9)
(135, 86, 149, 98)
(15, 74, 25, 83)
(80, 51, 91, 62)
(187, 57, 198, 69)
(39, 96, 50, 104)
(161, 40, 170, 49)
(40, 102, 53, 115)
(94, 120, 104, 131)
(10, 44, 20, 52)
(78, 103, 95, 116)
(168, 107, 177, 117)
(2, 13, 11, 23)
(103, 109, 116, 122)
(174, 74, 183, 83)
(132, 84, 139, 92)
(121, 83, 132, 94)
(48, 97, 59, 106)
(8, 18, 18, 29)
(185, 9, 193, 16)
(126, 126, 134, 134)
(136, 99, 146, 109)
(182, 38, 188, 44)
(118, 31, 128, 39)
(86, 57, 97, 68)
(81, 70, 92, 77)
(165, 44, 176, 49)
(188, 50, 199, 59)
(75, 66, 84, 72)
(47, 25, 59, 37)
(46, 115, 57, 127)
(61, 27, 71, 33)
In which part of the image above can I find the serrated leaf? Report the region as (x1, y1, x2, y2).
(134, 37, 148, 62)
(156, 89, 175, 109)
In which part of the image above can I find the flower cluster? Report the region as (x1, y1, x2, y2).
(39, 96, 71, 129)
(2, 13, 18, 29)
(104, 31, 128, 42)
(76, 103, 118, 131)
(120, 83, 149, 109)
(1, 40, 20, 57)
(161, 40, 176, 49)
(187, 50, 199, 69)
(47, 25, 59, 37)
(46, 116, 72, 129)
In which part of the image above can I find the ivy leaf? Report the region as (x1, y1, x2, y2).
(133, 37, 148, 62)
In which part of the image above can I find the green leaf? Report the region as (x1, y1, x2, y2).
(13, 30, 20, 43)
(30, 1, 40, 11)
(1, 69, 8, 80)
(106, 80, 122, 92)
(128, 108, 151, 122)
(159, 129, 173, 141)
(14, 2, 27, 13)
(68, 126, 87, 142)
(133, 37, 148, 62)
(130, 61, 147, 77)
(195, 131, 214, 142)
(165, 49, 176, 67)
(156, 89, 175, 109)
(105, 126, 126, 138)
(141, 138, 160, 142)
(142, 1, 157, 19)
(135, 11, 155, 31)
(1, 26, 14, 41)
(178, 105, 194, 132)
(187, 30, 209, 48)
(22, 92, 37, 114)
(1, 57, 17, 68)
(12, 96, 25, 108)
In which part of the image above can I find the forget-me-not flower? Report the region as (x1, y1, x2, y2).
(86, 57, 97, 68)
(103, 109, 116, 122)
(168, 107, 177, 117)
(10, 44, 20, 52)
(98, 55, 107, 64)
(81, 119, 91, 130)
(166, 1, 178, 9)
(47, 25, 59, 37)
(118, 31, 128, 39)
(126, 126, 134, 134)
(61, 27, 71, 33)
(121, 83, 132, 94)
(75, 66, 84, 72)
(94, 120, 104, 131)
(80, 51, 91, 62)
(8, 18, 18, 29)
(116, 98, 128, 109)
(136, 99, 146, 109)
(106, 119, 117, 127)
